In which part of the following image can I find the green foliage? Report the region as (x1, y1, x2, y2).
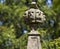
(19, 33, 28, 49)
(0, 0, 60, 49)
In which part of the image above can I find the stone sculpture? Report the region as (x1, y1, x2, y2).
(23, 1, 46, 49)
(23, 2, 46, 24)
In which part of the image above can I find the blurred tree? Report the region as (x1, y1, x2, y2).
(0, 0, 60, 49)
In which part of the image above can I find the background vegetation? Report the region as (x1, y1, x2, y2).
(0, 0, 60, 49)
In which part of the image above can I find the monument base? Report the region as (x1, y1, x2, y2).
(27, 29, 42, 49)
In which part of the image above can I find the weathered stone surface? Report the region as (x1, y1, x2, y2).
(23, 1, 46, 49)
(27, 29, 42, 49)
(23, 8, 46, 24)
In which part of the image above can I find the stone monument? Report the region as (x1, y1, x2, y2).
(23, 0, 46, 49)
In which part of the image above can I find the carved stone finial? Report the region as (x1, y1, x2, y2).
(23, 0, 46, 29)
(23, 8, 46, 24)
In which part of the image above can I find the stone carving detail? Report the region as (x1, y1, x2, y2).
(23, 8, 46, 24)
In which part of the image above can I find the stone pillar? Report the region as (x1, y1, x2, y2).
(23, 1, 46, 49)
(27, 29, 42, 49)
